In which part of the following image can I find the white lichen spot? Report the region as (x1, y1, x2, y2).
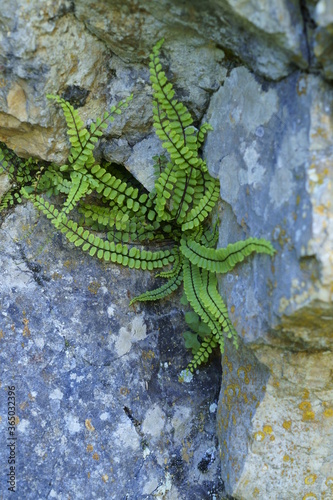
(107, 304, 115, 318)
(239, 142, 266, 187)
(142, 404, 166, 437)
(17, 419, 30, 433)
(100, 412, 109, 421)
(65, 414, 82, 434)
(49, 388, 64, 400)
(115, 314, 147, 356)
(209, 403, 218, 413)
(114, 419, 140, 450)
(34, 337, 45, 349)
(179, 369, 193, 383)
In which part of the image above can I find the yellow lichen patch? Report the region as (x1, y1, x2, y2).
(283, 455, 290, 462)
(181, 439, 193, 463)
(269, 435, 275, 442)
(305, 474, 317, 485)
(88, 281, 101, 294)
(298, 401, 315, 422)
(224, 355, 233, 373)
(85, 419, 95, 432)
(230, 305, 235, 314)
(120, 387, 130, 396)
(253, 487, 260, 497)
(20, 401, 28, 410)
(0, 330, 4, 339)
(102, 474, 109, 483)
(325, 477, 333, 487)
(263, 425, 273, 435)
(282, 420, 292, 430)
(22, 314, 30, 336)
(303, 389, 310, 399)
(254, 431, 265, 442)
(92, 452, 100, 460)
(237, 366, 250, 384)
(86, 444, 93, 452)
(323, 408, 333, 418)
(302, 411, 315, 422)
(302, 494, 317, 500)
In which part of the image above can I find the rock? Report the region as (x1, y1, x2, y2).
(0, 0, 313, 167)
(314, 0, 333, 79)
(1, 1, 333, 498)
(0, 203, 223, 498)
(205, 65, 333, 499)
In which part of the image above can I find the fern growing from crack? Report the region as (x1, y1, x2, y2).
(0, 39, 275, 374)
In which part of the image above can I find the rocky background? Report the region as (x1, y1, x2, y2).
(0, 1, 332, 499)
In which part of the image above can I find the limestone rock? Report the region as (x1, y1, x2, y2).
(205, 66, 333, 499)
(0, 203, 223, 498)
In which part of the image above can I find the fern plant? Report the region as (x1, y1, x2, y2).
(0, 39, 275, 373)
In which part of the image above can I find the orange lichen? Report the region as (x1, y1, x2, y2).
(302, 411, 315, 422)
(299, 401, 312, 411)
(85, 419, 95, 432)
(92, 453, 100, 460)
(282, 420, 292, 430)
(254, 431, 265, 442)
(86, 444, 93, 452)
(102, 474, 109, 483)
(304, 474, 317, 485)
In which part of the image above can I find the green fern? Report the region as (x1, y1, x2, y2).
(0, 39, 275, 374)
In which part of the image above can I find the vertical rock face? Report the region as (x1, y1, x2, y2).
(0, 205, 223, 498)
(0, 1, 333, 499)
(205, 66, 333, 499)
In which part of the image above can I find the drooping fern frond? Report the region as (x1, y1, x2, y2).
(180, 236, 275, 274)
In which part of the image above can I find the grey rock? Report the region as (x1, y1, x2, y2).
(205, 66, 333, 499)
(0, 203, 223, 499)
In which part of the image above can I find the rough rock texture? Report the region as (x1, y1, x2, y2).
(205, 67, 333, 499)
(1, 1, 333, 499)
(0, 204, 223, 499)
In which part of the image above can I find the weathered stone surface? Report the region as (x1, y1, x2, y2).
(0, 0, 313, 168)
(205, 66, 333, 498)
(314, 0, 333, 79)
(1, 1, 333, 498)
(0, 204, 223, 498)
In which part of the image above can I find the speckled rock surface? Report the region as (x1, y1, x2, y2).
(205, 66, 333, 499)
(0, 204, 223, 499)
(1, 1, 333, 498)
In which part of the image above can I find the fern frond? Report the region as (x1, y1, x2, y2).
(200, 270, 238, 348)
(23, 192, 177, 270)
(180, 236, 275, 274)
(47, 94, 133, 173)
(200, 221, 219, 249)
(197, 123, 213, 148)
(156, 251, 182, 278)
(59, 172, 91, 216)
(183, 258, 223, 338)
(129, 269, 183, 305)
(181, 176, 220, 231)
(185, 335, 218, 373)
